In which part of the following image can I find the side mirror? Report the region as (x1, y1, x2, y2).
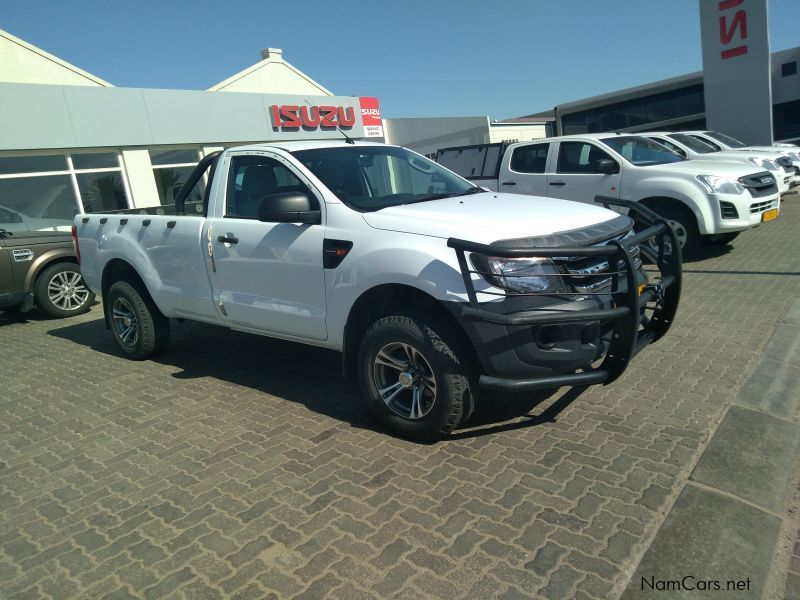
(594, 158, 619, 175)
(258, 192, 321, 224)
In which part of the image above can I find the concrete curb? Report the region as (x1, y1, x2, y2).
(622, 299, 800, 599)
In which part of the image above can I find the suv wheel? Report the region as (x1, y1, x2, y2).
(705, 232, 740, 246)
(107, 280, 169, 360)
(357, 313, 474, 441)
(35, 262, 95, 318)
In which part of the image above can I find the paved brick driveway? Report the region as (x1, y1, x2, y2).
(2, 196, 800, 599)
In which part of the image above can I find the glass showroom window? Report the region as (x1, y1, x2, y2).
(0, 151, 129, 233)
(150, 148, 203, 206)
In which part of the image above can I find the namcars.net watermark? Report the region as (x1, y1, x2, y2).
(641, 576, 751, 593)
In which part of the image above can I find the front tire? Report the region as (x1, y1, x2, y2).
(107, 280, 169, 360)
(34, 262, 95, 318)
(704, 232, 740, 246)
(357, 313, 475, 442)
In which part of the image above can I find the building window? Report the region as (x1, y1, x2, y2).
(773, 100, 800, 141)
(150, 148, 203, 205)
(560, 84, 705, 135)
(0, 151, 129, 233)
(782, 61, 797, 77)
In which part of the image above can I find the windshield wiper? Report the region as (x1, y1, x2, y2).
(400, 187, 486, 205)
(463, 186, 486, 195)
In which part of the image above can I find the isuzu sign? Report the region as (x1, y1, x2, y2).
(358, 97, 384, 139)
(699, 0, 772, 145)
(269, 105, 356, 129)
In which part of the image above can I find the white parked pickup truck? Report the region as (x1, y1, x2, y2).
(74, 141, 680, 441)
(641, 132, 793, 195)
(435, 133, 781, 254)
(679, 130, 800, 185)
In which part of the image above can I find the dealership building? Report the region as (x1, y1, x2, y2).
(546, 45, 799, 142)
(0, 28, 382, 231)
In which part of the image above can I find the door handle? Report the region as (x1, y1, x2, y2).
(217, 235, 239, 244)
(501, 181, 517, 186)
(549, 182, 566, 186)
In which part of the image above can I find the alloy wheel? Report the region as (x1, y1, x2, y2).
(372, 342, 437, 420)
(47, 270, 91, 311)
(112, 297, 139, 347)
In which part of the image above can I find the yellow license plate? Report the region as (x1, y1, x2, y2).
(637, 284, 646, 296)
(762, 208, 779, 222)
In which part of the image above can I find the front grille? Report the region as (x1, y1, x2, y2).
(749, 199, 778, 214)
(720, 201, 739, 219)
(739, 171, 777, 198)
(555, 230, 642, 294)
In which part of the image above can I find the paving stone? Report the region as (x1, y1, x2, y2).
(622, 484, 780, 599)
(4, 201, 800, 598)
(690, 405, 800, 513)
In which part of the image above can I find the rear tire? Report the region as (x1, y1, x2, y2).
(106, 280, 169, 360)
(34, 262, 95, 318)
(357, 313, 475, 441)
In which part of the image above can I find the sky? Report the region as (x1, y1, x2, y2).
(3, 0, 799, 120)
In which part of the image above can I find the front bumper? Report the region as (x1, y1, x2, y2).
(704, 190, 780, 233)
(446, 200, 681, 392)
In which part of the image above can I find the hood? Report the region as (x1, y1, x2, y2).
(361, 192, 623, 244)
(654, 160, 768, 178)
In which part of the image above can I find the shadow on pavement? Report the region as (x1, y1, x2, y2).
(49, 317, 586, 442)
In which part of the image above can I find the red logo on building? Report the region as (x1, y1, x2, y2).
(718, 0, 748, 60)
(358, 97, 382, 126)
(269, 105, 355, 129)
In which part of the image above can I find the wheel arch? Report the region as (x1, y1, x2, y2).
(101, 258, 162, 329)
(341, 283, 478, 380)
(24, 250, 78, 292)
(638, 195, 705, 232)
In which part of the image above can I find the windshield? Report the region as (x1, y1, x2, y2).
(292, 146, 477, 212)
(706, 131, 747, 148)
(600, 136, 684, 166)
(667, 133, 718, 154)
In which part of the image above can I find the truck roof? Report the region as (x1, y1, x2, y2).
(227, 140, 391, 153)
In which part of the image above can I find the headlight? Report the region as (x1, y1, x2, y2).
(747, 157, 778, 171)
(470, 254, 566, 293)
(696, 174, 745, 195)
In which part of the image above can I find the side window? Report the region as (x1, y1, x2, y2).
(509, 144, 549, 173)
(226, 155, 315, 219)
(557, 142, 613, 174)
(655, 139, 686, 158)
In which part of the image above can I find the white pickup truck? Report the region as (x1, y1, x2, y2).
(435, 133, 781, 254)
(74, 141, 680, 441)
(641, 132, 793, 195)
(679, 130, 800, 183)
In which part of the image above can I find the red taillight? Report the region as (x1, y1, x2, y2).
(71, 224, 81, 264)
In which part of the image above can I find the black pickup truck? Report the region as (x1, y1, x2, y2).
(0, 228, 94, 318)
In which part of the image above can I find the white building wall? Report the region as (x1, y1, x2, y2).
(121, 150, 161, 208)
(383, 116, 491, 156)
(0, 29, 111, 87)
(488, 123, 549, 144)
(208, 48, 332, 96)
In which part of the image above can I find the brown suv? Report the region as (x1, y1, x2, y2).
(0, 228, 94, 318)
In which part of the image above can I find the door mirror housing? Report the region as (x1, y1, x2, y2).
(594, 158, 619, 175)
(258, 193, 321, 224)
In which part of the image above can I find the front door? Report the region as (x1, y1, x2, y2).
(207, 153, 327, 340)
(547, 141, 622, 204)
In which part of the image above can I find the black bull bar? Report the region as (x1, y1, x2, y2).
(446, 196, 682, 392)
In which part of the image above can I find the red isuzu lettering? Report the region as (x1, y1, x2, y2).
(270, 104, 355, 129)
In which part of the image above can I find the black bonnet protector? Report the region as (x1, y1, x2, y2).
(490, 215, 633, 249)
